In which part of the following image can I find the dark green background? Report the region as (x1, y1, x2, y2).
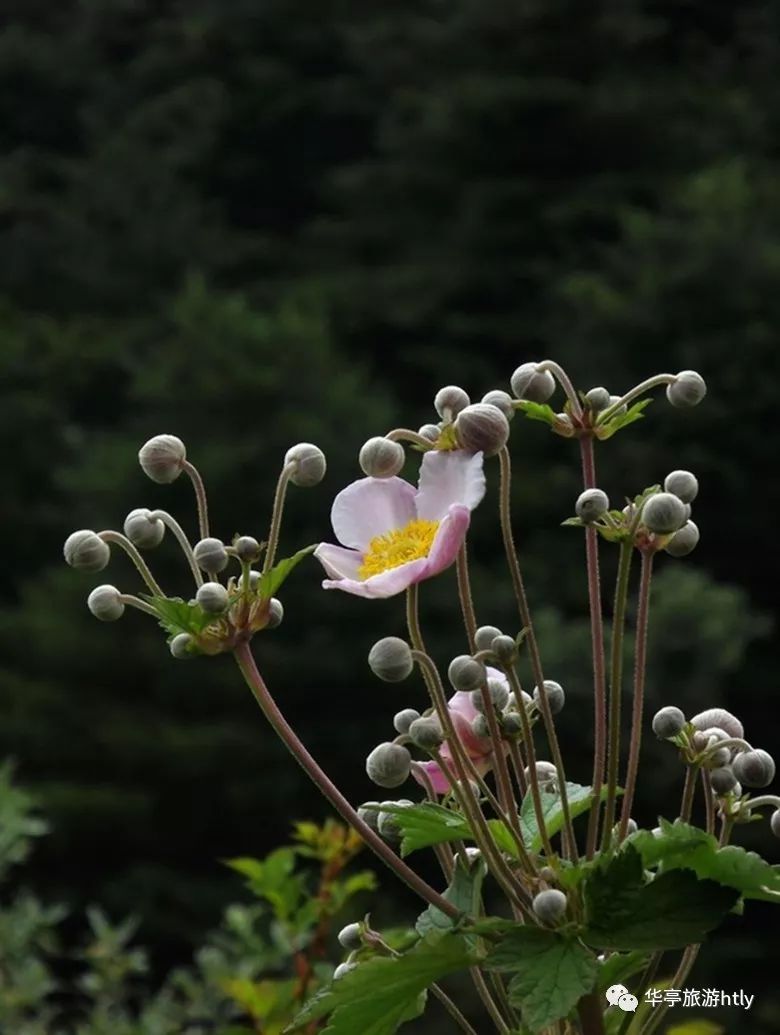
(1, 1, 778, 1030)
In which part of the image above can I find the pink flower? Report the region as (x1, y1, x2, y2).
(314, 450, 485, 599)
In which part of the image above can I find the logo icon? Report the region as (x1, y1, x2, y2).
(606, 985, 638, 1013)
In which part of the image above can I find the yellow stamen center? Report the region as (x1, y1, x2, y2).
(359, 518, 440, 579)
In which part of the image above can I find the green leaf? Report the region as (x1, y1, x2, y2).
(597, 950, 650, 991)
(583, 845, 739, 950)
(416, 855, 486, 937)
(486, 927, 598, 1033)
(515, 400, 557, 426)
(143, 595, 217, 638)
(596, 398, 653, 440)
(375, 801, 522, 860)
(255, 545, 315, 601)
(286, 933, 476, 1035)
(520, 783, 612, 852)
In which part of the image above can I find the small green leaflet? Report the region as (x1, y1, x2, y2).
(597, 949, 650, 992)
(255, 544, 316, 601)
(520, 782, 613, 852)
(595, 398, 653, 440)
(285, 933, 476, 1035)
(416, 855, 486, 937)
(486, 927, 598, 1033)
(370, 801, 521, 859)
(515, 400, 557, 426)
(143, 595, 218, 639)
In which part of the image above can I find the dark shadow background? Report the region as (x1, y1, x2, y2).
(1, 1, 779, 1031)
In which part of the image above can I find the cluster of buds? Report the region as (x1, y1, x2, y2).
(398, 383, 513, 459)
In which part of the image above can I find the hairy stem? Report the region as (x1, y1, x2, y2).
(679, 765, 699, 823)
(148, 509, 203, 586)
(182, 460, 210, 541)
(456, 543, 478, 653)
(98, 530, 165, 597)
(594, 374, 676, 426)
(262, 463, 294, 573)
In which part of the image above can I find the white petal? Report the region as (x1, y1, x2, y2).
(313, 543, 364, 580)
(330, 477, 417, 551)
(415, 450, 486, 521)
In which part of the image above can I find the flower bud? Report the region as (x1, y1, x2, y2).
(434, 385, 471, 419)
(707, 746, 731, 768)
(710, 767, 738, 795)
(267, 598, 284, 628)
(284, 442, 327, 487)
(664, 520, 700, 558)
(193, 537, 229, 574)
(475, 625, 503, 651)
(525, 761, 558, 789)
(652, 706, 686, 739)
(733, 749, 775, 788)
(532, 889, 568, 924)
(510, 362, 555, 403)
(357, 802, 380, 831)
(337, 923, 363, 951)
(472, 714, 490, 739)
(575, 489, 610, 523)
(377, 800, 413, 840)
(359, 437, 405, 478)
(366, 743, 411, 788)
(64, 530, 110, 572)
(393, 709, 420, 735)
(481, 390, 515, 420)
(138, 434, 187, 483)
(534, 680, 565, 716)
(455, 403, 510, 457)
(771, 811, 780, 838)
(692, 731, 709, 751)
(368, 637, 413, 682)
(87, 585, 125, 621)
(196, 581, 229, 614)
(170, 633, 194, 659)
(625, 818, 638, 835)
(642, 492, 687, 534)
(235, 535, 262, 562)
(123, 508, 165, 549)
(608, 394, 627, 416)
(333, 962, 357, 980)
(501, 713, 523, 736)
(448, 655, 486, 691)
(490, 634, 518, 665)
(418, 423, 442, 443)
(690, 708, 744, 740)
(664, 470, 699, 504)
(408, 716, 444, 750)
(584, 386, 611, 412)
(667, 370, 707, 408)
(471, 679, 510, 714)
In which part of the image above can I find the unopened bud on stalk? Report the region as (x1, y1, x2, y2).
(707, 747, 731, 768)
(585, 386, 611, 412)
(510, 362, 556, 403)
(417, 423, 441, 443)
(526, 761, 558, 789)
(475, 625, 503, 651)
(138, 434, 186, 483)
(357, 802, 380, 831)
(235, 535, 262, 562)
(472, 714, 490, 739)
(625, 818, 638, 835)
(691, 708, 744, 740)
(377, 800, 413, 840)
(123, 508, 165, 549)
(87, 585, 125, 621)
(434, 385, 470, 419)
(490, 635, 518, 665)
(664, 470, 699, 504)
(642, 492, 687, 534)
(194, 537, 229, 574)
(455, 403, 510, 456)
(501, 713, 523, 735)
(64, 530, 110, 572)
(333, 962, 357, 980)
(652, 706, 686, 739)
(366, 743, 411, 788)
(471, 678, 510, 713)
(393, 709, 420, 735)
(368, 637, 413, 682)
(733, 749, 775, 788)
(608, 394, 627, 416)
(664, 521, 700, 557)
(534, 680, 565, 715)
(196, 581, 229, 614)
(359, 437, 405, 478)
(267, 598, 284, 628)
(408, 716, 444, 750)
(448, 655, 486, 691)
(710, 767, 738, 795)
(284, 442, 326, 487)
(170, 633, 194, 659)
(575, 488, 609, 523)
(533, 889, 568, 924)
(337, 923, 363, 950)
(667, 370, 707, 408)
(481, 389, 515, 420)
(771, 811, 780, 838)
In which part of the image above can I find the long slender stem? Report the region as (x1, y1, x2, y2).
(117, 594, 160, 617)
(497, 446, 577, 860)
(98, 531, 165, 597)
(470, 968, 512, 1034)
(594, 374, 676, 426)
(385, 427, 435, 449)
(263, 464, 294, 573)
(702, 769, 715, 836)
(619, 549, 654, 840)
(148, 509, 203, 587)
(504, 666, 554, 859)
(601, 538, 633, 850)
(232, 641, 457, 917)
(580, 435, 607, 859)
(455, 544, 478, 653)
(182, 460, 210, 540)
(535, 360, 584, 419)
(640, 945, 700, 1035)
(577, 991, 606, 1035)
(429, 984, 481, 1035)
(679, 765, 698, 823)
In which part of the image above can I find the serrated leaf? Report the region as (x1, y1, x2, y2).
(561, 516, 585, 527)
(583, 844, 739, 950)
(515, 400, 558, 426)
(286, 933, 476, 1035)
(143, 595, 217, 638)
(520, 782, 612, 852)
(595, 398, 653, 440)
(255, 545, 315, 601)
(375, 802, 522, 860)
(416, 855, 485, 937)
(486, 927, 598, 1032)
(597, 950, 650, 991)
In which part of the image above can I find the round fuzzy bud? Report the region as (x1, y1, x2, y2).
(366, 743, 411, 789)
(652, 706, 686, 739)
(368, 637, 413, 682)
(377, 800, 413, 841)
(510, 362, 555, 403)
(664, 470, 699, 504)
(472, 713, 490, 739)
(359, 437, 405, 479)
(475, 625, 503, 652)
(393, 708, 420, 735)
(575, 488, 610, 523)
(193, 537, 229, 574)
(357, 802, 380, 831)
(608, 394, 627, 416)
(196, 581, 229, 614)
(532, 889, 568, 924)
(267, 598, 284, 628)
(733, 749, 776, 789)
(418, 423, 441, 443)
(434, 385, 470, 419)
(534, 680, 565, 716)
(169, 633, 194, 659)
(710, 767, 738, 795)
(337, 923, 363, 951)
(667, 370, 707, 408)
(690, 709, 744, 740)
(642, 492, 687, 534)
(665, 520, 700, 558)
(702, 727, 730, 744)
(490, 634, 518, 665)
(771, 811, 780, 838)
(692, 731, 709, 751)
(455, 403, 510, 457)
(123, 508, 165, 549)
(525, 761, 558, 789)
(87, 585, 125, 621)
(333, 962, 357, 980)
(138, 434, 187, 483)
(64, 530, 110, 572)
(707, 746, 731, 768)
(584, 386, 611, 412)
(408, 716, 444, 750)
(470, 679, 510, 714)
(235, 535, 262, 562)
(284, 442, 327, 487)
(448, 655, 486, 692)
(625, 818, 638, 835)
(481, 389, 515, 420)
(501, 713, 523, 736)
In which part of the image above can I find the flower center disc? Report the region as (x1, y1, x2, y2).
(359, 519, 440, 579)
